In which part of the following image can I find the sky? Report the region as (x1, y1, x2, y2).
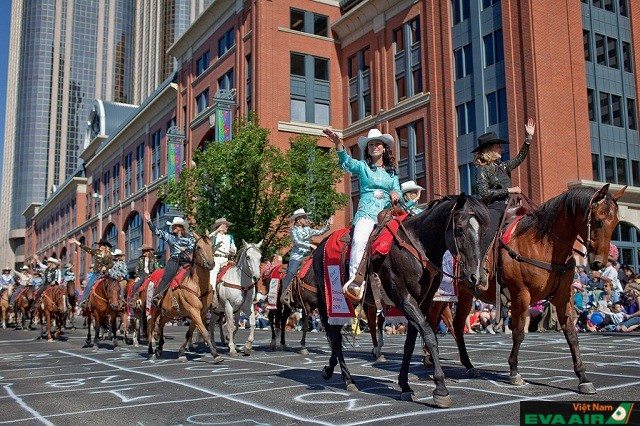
(0, 0, 11, 191)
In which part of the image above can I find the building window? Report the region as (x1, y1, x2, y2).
(592, 154, 600, 181)
(93, 178, 101, 217)
(628, 99, 637, 130)
(452, 0, 470, 25)
(394, 18, 422, 103)
(127, 212, 142, 262)
(290, 52, 330, 125)
(633, 160, 639, 186)
(195, 50, 210, 77)
(348, 47, 371, 123)
(608, 36, 618, 69)
(103, 171, 110, 210)
(196, 89, 209, 114)
(595, 33, 618, 69)
(587, 89, 595, 121)
(600, 92, 610, 124)
(595, 34, 605, 65)
(290, 8, 328, 37)
(136, 143, 144, 191)
(482, 0, 500, 9)
(153, 203, 168, 260)
(604, 156, 614, 183)
(106, 224, 118, 251)
(622, 42, 633, 72)
(459, 163, 478, 195)
(456, 100, 476, 136)
(612, 95, 623, 127)
(218, 68, 234, 91)
(454, 44, 473, 80)
(246, 54, 252, 112)
(124, 153, 132, 197)
(112, 163, 120, 203)
(486, 89, 507, 126)
(396, 120, 427, 203)
(218, 27, 235, 57)
(617, 157, 628, 185)
(151, 131, 161, 181)
(584, 30, 592, 62)
(619, 0, 627, 16)
(483, 29, 504, 67)
(79, 237, 86, 278)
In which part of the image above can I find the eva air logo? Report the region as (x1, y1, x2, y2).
(606, 403, 633, 424)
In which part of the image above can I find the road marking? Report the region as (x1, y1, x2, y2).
(3, 384, 55, 426)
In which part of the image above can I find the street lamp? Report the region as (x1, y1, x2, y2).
(92, 193, 103, 238)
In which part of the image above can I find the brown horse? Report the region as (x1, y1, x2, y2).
(147, 232, 223, 363)
(451, 184, 625, 394)
(38, 285, 68, 342)
(65, 280, 78, 329)
(1, 284, 14, 329)
(14, 285, 36, 330)
(312, 194, 489, 407)
(85, 277, 122, 350)
(121, 278, 146, 346)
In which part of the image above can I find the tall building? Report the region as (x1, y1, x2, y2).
(0, 0, 212, 268)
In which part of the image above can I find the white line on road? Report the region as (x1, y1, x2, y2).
(3, 384, 55, 426)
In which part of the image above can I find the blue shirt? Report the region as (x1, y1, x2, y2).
(404, 199, 423, 215)
(290, 224, 330, 261)
(148, 221, 195, 258)
(338, 150, 401, 225)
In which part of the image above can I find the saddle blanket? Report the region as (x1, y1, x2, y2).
(371, 214, 409, 256)
(170, 266, 191, 289)
(216, 263, 234, 286)
(298, 256, 313, 280)
(135, 269, 164, 297)
(324, 228, 355, 325)
(501, 215, 525, 245)
(267, 266, 283, 310)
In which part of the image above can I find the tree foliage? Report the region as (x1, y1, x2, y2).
(161, 116, 347, 257)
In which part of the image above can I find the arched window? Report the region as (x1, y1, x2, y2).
(153, 203, 168, 262)
(611, 222, 640, 272)
(127, 212, 142, 263)
(106, 223, 119, 251)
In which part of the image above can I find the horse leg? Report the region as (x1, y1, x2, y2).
(111, 313, 119, 350)
(452, 288, 477, 376)
(555, 299, 596, 394)
(154, 315, 170, 359)
(46, 311, 53, 342)
(300, 310, 309, 356)
(328, 323, 357, 392)
(189, 307, 223, 364)
(224, 302, 238, 356)
(269, 309, 277, 350)
(507, 295, 531, 386)
(147, 309, 159, 358)
(178, 321, 197, 361)
(400, 300, 451, 408)
(367, 305, 384, 362)
(93, 314, 101, 350)
(280, 305, 291, 350)
(423, 302, 447, 368)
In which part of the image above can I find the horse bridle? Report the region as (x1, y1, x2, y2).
(574, 192, 607, 259)
(236, 245, 261, 283)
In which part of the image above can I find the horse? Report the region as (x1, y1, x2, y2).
(147, 232, 223, 363)
(1, 284, 14, 329)
(210, 241, 263, 356)
(450, 184, 625, 394)
(85, 276, 122, 350)
(65, 280, 78, 328)
(121, 278, 146, 346)
(14, 285, 36, 330)
(38, 285, 68, 342)
(311, 193, 489, 407)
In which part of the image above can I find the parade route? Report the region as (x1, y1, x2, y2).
(0, 326, 637, 425)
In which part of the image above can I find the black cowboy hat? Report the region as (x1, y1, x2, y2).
(471, 131, 509, 153)
(95, 238, 112, 248)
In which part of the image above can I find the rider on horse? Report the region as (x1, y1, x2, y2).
(144, 212, 195, 308)
(401, 180, 425, 215)
(31, 257, 62, 313)
(109, 248, 129, 302)
(208, 217, 236, 291)
(9, 266, 32, 305)
(280, 208, 332, 308)
(0, 268, 14, 298)
(129, 244, 159, 306)
(70, 237, 114, 308)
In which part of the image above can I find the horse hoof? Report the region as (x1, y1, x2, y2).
(229, 350, 238, 357)
(422, 358, 433, 369)
(578, 382, 597, 394)
(47, 338, 53, 343)
(212, 355, 224, 364)
(346, 383, 358, 392)
(133, 341, 139, 348)
(466, 368, 480, 378)
(400, 392, 416, 402)
(178, 356, 187, 363)
(270, 341, 276, 351)
(375, 355, 386, 363)
(299, 348, 309, 356)
(92, 347, 98, 352)
(433, 393, 452, 408)
(322, 366, 333, 380)
(509, 374, 526, 386)
(243, 349, 251, 356)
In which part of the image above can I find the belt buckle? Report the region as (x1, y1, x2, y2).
(373, 189, 385, 199)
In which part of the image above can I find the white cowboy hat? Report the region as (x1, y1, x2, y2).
(213, 217, 232, 228)
(21, 265, 30, 270)
(289, 208, 308, 222)
(46, 257, 60, 265)
(112, 249, 124, 256)
(166, 217, 189, 230)
(357, 128, 395, 152)
(401, 180, 425, 194)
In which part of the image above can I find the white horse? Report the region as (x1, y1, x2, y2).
(211, 240, 262, 356)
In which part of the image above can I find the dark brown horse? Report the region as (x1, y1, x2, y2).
(14, 285, 36, 330)
(121, 278, 146, 346)
(65, 280, 77, 328)
(312, 193, 489, 407)
(147, 232, 223, 363)
(85, 277, 122, 350)
(451, 184, 625, 394)
(38, 285, 68, 342)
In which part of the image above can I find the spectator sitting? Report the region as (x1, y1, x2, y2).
(577, 265, 590, 288)
(616, 289, 640, 332)
(587, 270, 603, 293)
(598, 282, 620, 306)
(601, 258, 623, 296)
(598, 302, 627, 331)
(524, 300, 545, 333)
(572, 281, 586, 315)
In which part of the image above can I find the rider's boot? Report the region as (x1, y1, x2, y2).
(343, 251, 369, 303)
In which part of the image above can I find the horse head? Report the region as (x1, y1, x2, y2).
(586, 184, 626, 270)
(106, 279, 121, 310)
(239, 240, 263, 282)
(191, 231, 215, 271)
(445, 193, 490, 292)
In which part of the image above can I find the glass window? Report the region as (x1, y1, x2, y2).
(394, 27, 404, 54)
(604, 156, 614, 183)
(623, 42, 633, 72)
(595, 34, 606, 65)
(457, 104, 467, 136)
(612, 95, 622, 127)
(587, 89, 595, 121)
(314, 14, 328, 37)
(196, 88, 209, 114)
(495, 29, 504, 63)
(633, 160, 639, 186)
(498, 88, 507, 123)
(592, 154, 600, 182)
(487, 92, 498, 125)
(410, 19, 420, 45)
(291, 99, 306, 122)
(291, 53, 305, 76)
(290, 8, 304, 32)
(619, 0, 628, 16)
(483, 34, 494, 67)
(584, 30, 591, 62)
(603, 0, 614, 12)
(452, 0, 470, 25)
(314, 103, 330, 126)
(289, 53, 330, 125)
(314, 58, 329, 81)
(617, 157, 627, 185)
(608, 37, 618, 69)
(628, 99, 637, 130)
(600, 92, 610, 124)
(396, 76, 406, 101)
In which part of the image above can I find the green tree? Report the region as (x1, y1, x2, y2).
(162, 116, 347, 257)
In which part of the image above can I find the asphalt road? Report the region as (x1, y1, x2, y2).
(0, 322, 637, 426)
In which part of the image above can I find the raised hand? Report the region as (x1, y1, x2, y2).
(525, 118, 536, 138)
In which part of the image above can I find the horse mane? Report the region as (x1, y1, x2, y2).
(514, 187, 599, 240)
(412, 194, 489, 230)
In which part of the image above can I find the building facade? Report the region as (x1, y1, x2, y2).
(19, 0, 640, 279)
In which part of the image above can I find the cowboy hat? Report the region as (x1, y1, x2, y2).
(167, 217, 189, 230)
(471, 131, 509, 153)
(96, 238, 112, 248)
(46, 257, 60, 265)
(112, 249, 124, 256)
(64, 263, 72, 269)
(21, 265, 30, 270)
(139, 244, 154, 251)
(212, 217, 232, 229)
(289, 208, 308, 222)
(2, 267, 10, 271)
(357, 129, 395, 152)
(401, 180, 424, 194)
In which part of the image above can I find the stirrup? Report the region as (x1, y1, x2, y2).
(343, 277, 365, 303)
